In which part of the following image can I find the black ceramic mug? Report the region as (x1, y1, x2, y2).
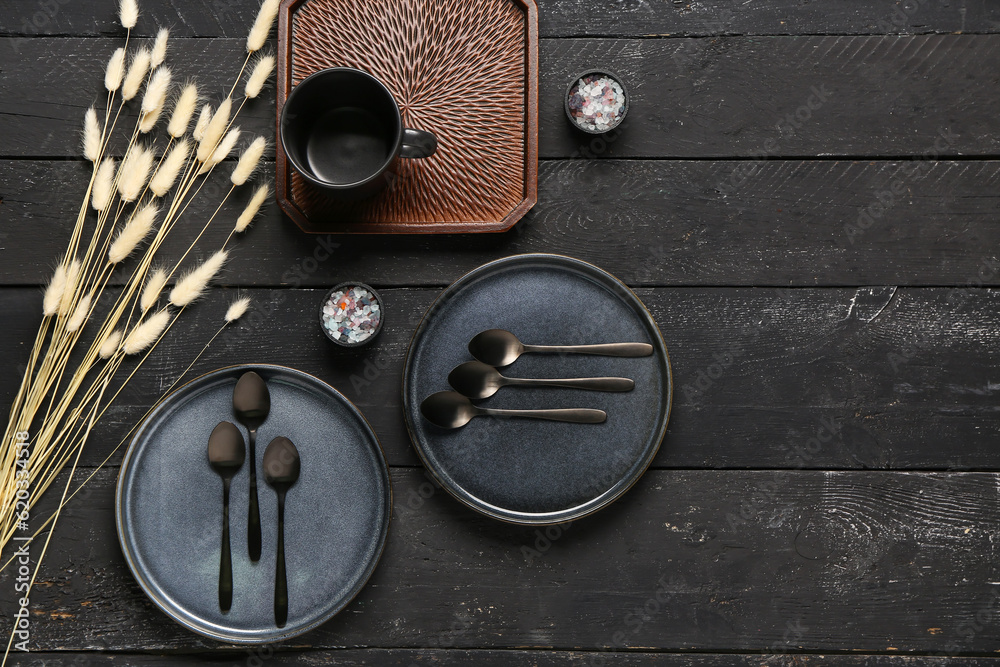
(280, 68, 438, 200)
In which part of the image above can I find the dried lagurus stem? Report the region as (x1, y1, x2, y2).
(99, 330, 123, 359)
(245, 54, 275, 99)
(119, 0, 138, 29)
(105, 47, 126, 92)
(66, 294, 93, 333)
(149, 139, 190, 197)
(168, 84, 199, 138)
(42, 264, 68, 317)
(109, 202, 159, 264)
(83, 108, 101, 163)
(200, 127, 241, 174)
(193, 104, 212, 142)
(169, 251, 228, 307)
(197, 98, 232, 163)
(140, 67, 172, 133)
(117, 145, 155, 203)
(123, 309, 172, 355)
(226, 297, 251, 323)
(122, 48, 152, 102)
(92, 158, 116, 212)
(151, 28, 169, 68)
(247, 0, 280, 53)
(235, 184, 270, 233)
(58, 259, 82, 317)
(231, 137, 266, 186)
(140, 268, 169, 313)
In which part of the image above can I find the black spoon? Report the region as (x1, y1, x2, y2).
(448, 360, 634, 399)
(207, 421, 245, 613)
(263, 436, 300, 628)
(468, 329, 653, 367)
(233, 371, 270, 562)
(420, 391, 607, 429)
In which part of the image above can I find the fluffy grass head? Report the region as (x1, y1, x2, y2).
(168, 84, 199, 138)
(122, 48, 152, 101)
(245, 53, 275, 99)
(140, 268, 169, 312)
(83, 107, 101, 162)
(235, 184, 270, 233)
(105, 47, 126, 92)
(196, 98, 232, 163)
(247, 0, 280, 53)
(109, 201, 159, 264)
(119, 0, 138, 29)
(117, 144, 155, 202)
(124, 309, 171, 355)
(151, 28, 169, 68)
(225, 297, 251, 323)
(231, 136, 266, 186)
(169, 251, 228, 307)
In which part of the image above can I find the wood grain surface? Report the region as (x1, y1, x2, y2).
(2, 468, 1000, 655)
(1, 36, 999, 160)
(0, 0, 997, 663)
(4, 159, 1000, 287)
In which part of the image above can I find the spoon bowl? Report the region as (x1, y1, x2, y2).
(421, 390, 479, 428)
(420, 391, 607, 429)
(207, 421, 245, 613)
(467, 329, 525, 367)
(233, 371, 270, 562)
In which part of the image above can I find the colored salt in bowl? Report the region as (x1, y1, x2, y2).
(564, 70, 629, 135)
(319, 283, 384, 347)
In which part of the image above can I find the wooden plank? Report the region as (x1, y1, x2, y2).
(4, 649, 997, 665)
(2, 36, 1000, 159)
(2, 468, 1000, 654)
(540, 0, 1000, 38)
(3, 286, 1000, 472)
(4, 158, 1000, 288)
(1, 0, 997, 38)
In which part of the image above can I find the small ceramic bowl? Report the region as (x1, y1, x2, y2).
(319, 282, 384, 347)
(564, 70, 630, 135)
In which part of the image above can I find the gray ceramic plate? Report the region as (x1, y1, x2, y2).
(116, 364, 391, 644)
(402, 254, 671, 525)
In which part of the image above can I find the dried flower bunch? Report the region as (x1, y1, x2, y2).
(0, 0, 280, 647)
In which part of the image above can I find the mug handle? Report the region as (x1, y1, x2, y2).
(400, 128, 437, 159)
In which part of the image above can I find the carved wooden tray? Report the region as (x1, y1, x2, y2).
(276, 0, 538, 234)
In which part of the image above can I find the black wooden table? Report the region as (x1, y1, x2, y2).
(3, 0, 1000, 664)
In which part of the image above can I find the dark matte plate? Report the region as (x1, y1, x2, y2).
(402, 254, 671, 524)
(116, 364, 391, 644)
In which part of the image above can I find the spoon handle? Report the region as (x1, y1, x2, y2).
(523, 342, 653, 357)
(247, 429, 261, 562)
(219, 480, 233, 612)
(274, 493, 288, 628)
(482, 407, 607, 424)
(507, 376, 634, 392)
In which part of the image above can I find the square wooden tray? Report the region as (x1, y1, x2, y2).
(276, 0, 538, 234)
